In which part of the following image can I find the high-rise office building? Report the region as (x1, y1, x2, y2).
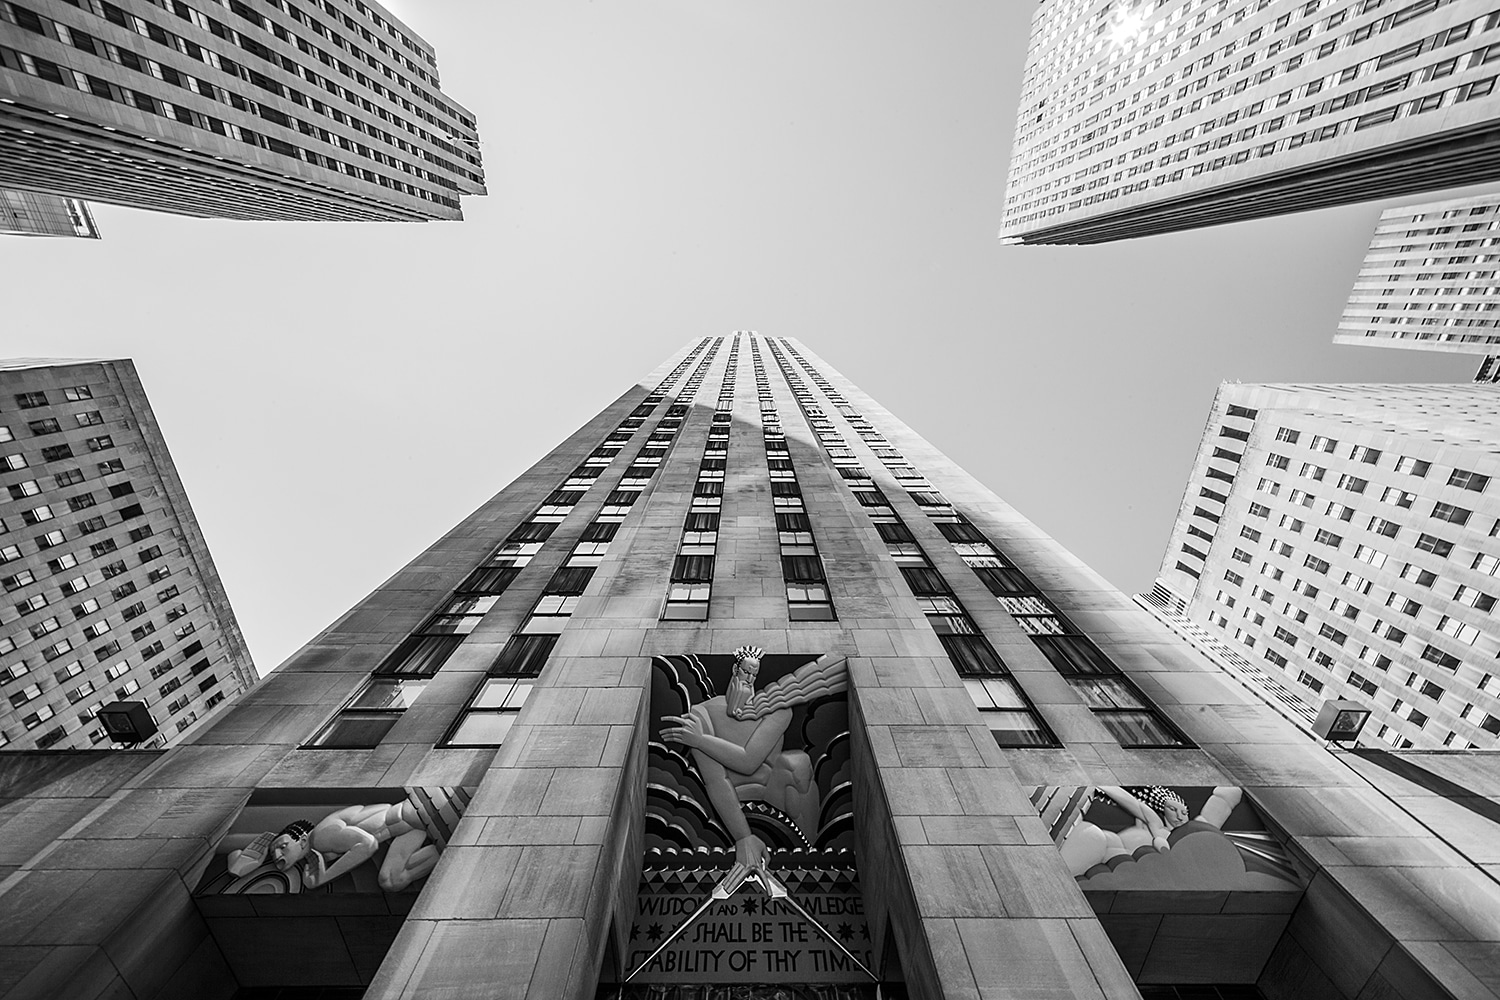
(0, 0, 484, 221)
(0, 338, 1494, 1000)
(1335, 194, 1500, 356)
(1000, 0, 1500, 244)
(1144, 381, 1500, 751)
(0, 187, 98, 236)
(0, 358, 256, 751)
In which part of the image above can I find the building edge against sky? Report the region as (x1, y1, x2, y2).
(0, 0, 485, 222)
(0, 336, 1494, 1000)
(1142, 380, 1500, 751)
(999, 0, 1500, 244)
(1334, 194, 1500, 356)
(0, 187, 97, 237)
(0, 358, 256, 752)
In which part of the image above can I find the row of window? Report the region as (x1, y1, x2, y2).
(309, 339, 722, 748)
(774, 338, 1194, 749)
(749, 341, 837, 622)
(663, 340, 738, 619)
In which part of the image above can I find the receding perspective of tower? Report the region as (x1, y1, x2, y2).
(1334, 194, 1500, 356)
(0, 337, 1495, 1000)
(0, 358, 256, 752)
(0, 187, 97, 236)
(0, 0, 485, 221)
(1143, 381, 1500, 751)
(1000, 0, 1500, 244)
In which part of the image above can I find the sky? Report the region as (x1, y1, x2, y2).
(0, 1, 1479, 677)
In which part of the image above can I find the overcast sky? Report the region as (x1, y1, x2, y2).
(0, 1, 1478, 677)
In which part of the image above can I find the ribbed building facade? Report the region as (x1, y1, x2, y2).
(0, 187, 97, 236)
(1146, 381, 1500, 751)
(1000, 0, 1500, 244)
(0, 0, 484, 221)
(0, 359, 256, 751)
(0, 339, 1495, 1000)
(1335, 194, 1500, 355)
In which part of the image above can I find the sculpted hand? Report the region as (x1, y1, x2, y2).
(299, 849, 328, 888)
(661, 712, 705, 748)
(735, 834, 768, 870)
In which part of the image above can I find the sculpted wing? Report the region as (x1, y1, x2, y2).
(745, 653, 848, 718)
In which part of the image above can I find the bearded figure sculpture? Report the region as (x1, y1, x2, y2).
(661, 646, 848, 869)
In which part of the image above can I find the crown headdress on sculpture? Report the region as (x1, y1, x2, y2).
(732, 645, 765, 665)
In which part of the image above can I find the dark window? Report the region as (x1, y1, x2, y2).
(784, 555, 827, 583)
(108, 482, 136, 499)
(490, 633, 558, 677)
(40, 444, 72, 462)
(458, 565, 521, 594)
(899, 566, 948, 595)
(1030, 635, 1117, 675)
(939, 634, 1007, 675)
(508, 521, 556, 543)
(672, 555, 715, 582)
(534, 558, 591, 592)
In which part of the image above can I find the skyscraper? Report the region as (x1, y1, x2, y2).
(0, 0, 484, 222)
(1144, 381, 1500, 751)
(0, 359, 256, 751)
(1000, 0, 1500, 244)
(0, 338, 1494, 1000)
(0, 187, 98, 237)
(1334, 194, 1500, 356)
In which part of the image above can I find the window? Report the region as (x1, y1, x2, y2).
(28, 419, 62, 436)
(1273, 626, 1297, 646)
(1309, 435, 1337, 453)
(1303, 556, 1330, 574)
(1448, 469, 1490, 492)
(8, 480, 40, 500)
(1395, 456, 1430, 476)
(1313, 529, 1342, 548)
(1275, 427, 1300, 444)
(1415, 533, 1453, 557)
(1350, 445, 1381, 464)
(54, 469, 84, 488)
(1318, 624, 1347, 646)
(1248, 502, 1271, 518)
(1068, 675, 1191, 747)
(1432, 502, 1472, 526)
(15, 391, 47, 409)
(1338, 474, 1367, 493)
(62, 385, 92, 401)
(1266, 454, 1290, 470)
(75, 411, 104, 427)
(40, 443, 73, 461)
(1353, 545, 1386, 568)
(85, 436, 114, 452)
(1455, 585, 1496, 612)
(964, 677, 1057, 747)
(1420, 644, 1461, 670)
(442, 633, 557, 746)
(1369, 517, 1400, 538)
(1380, 487, 1414, 508)
(1, 453, 26, 471)
(309, 676, 429, 748)
(108, 481, 136, 499)
(1226, 404, 1258, 419)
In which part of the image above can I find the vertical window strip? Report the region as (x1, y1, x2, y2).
(665, 337, 738, 619)
(771, 340, 1191, 750)
(758, 338, 1055, 747)
(751, 338, 836, 620)
(358, 340, 717, 736)
(437, 339, 725, 747)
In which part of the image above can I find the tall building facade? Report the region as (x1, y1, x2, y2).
(1145, 381, 1500, 751)
(0, 338, 1495, 1000)
(0, 359, 256, 751)
(1334, 194, 1500, 356)
(1000, 0, 1500, 244)
(0, 0, 484, 221)
(0, 187, 97, 236)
